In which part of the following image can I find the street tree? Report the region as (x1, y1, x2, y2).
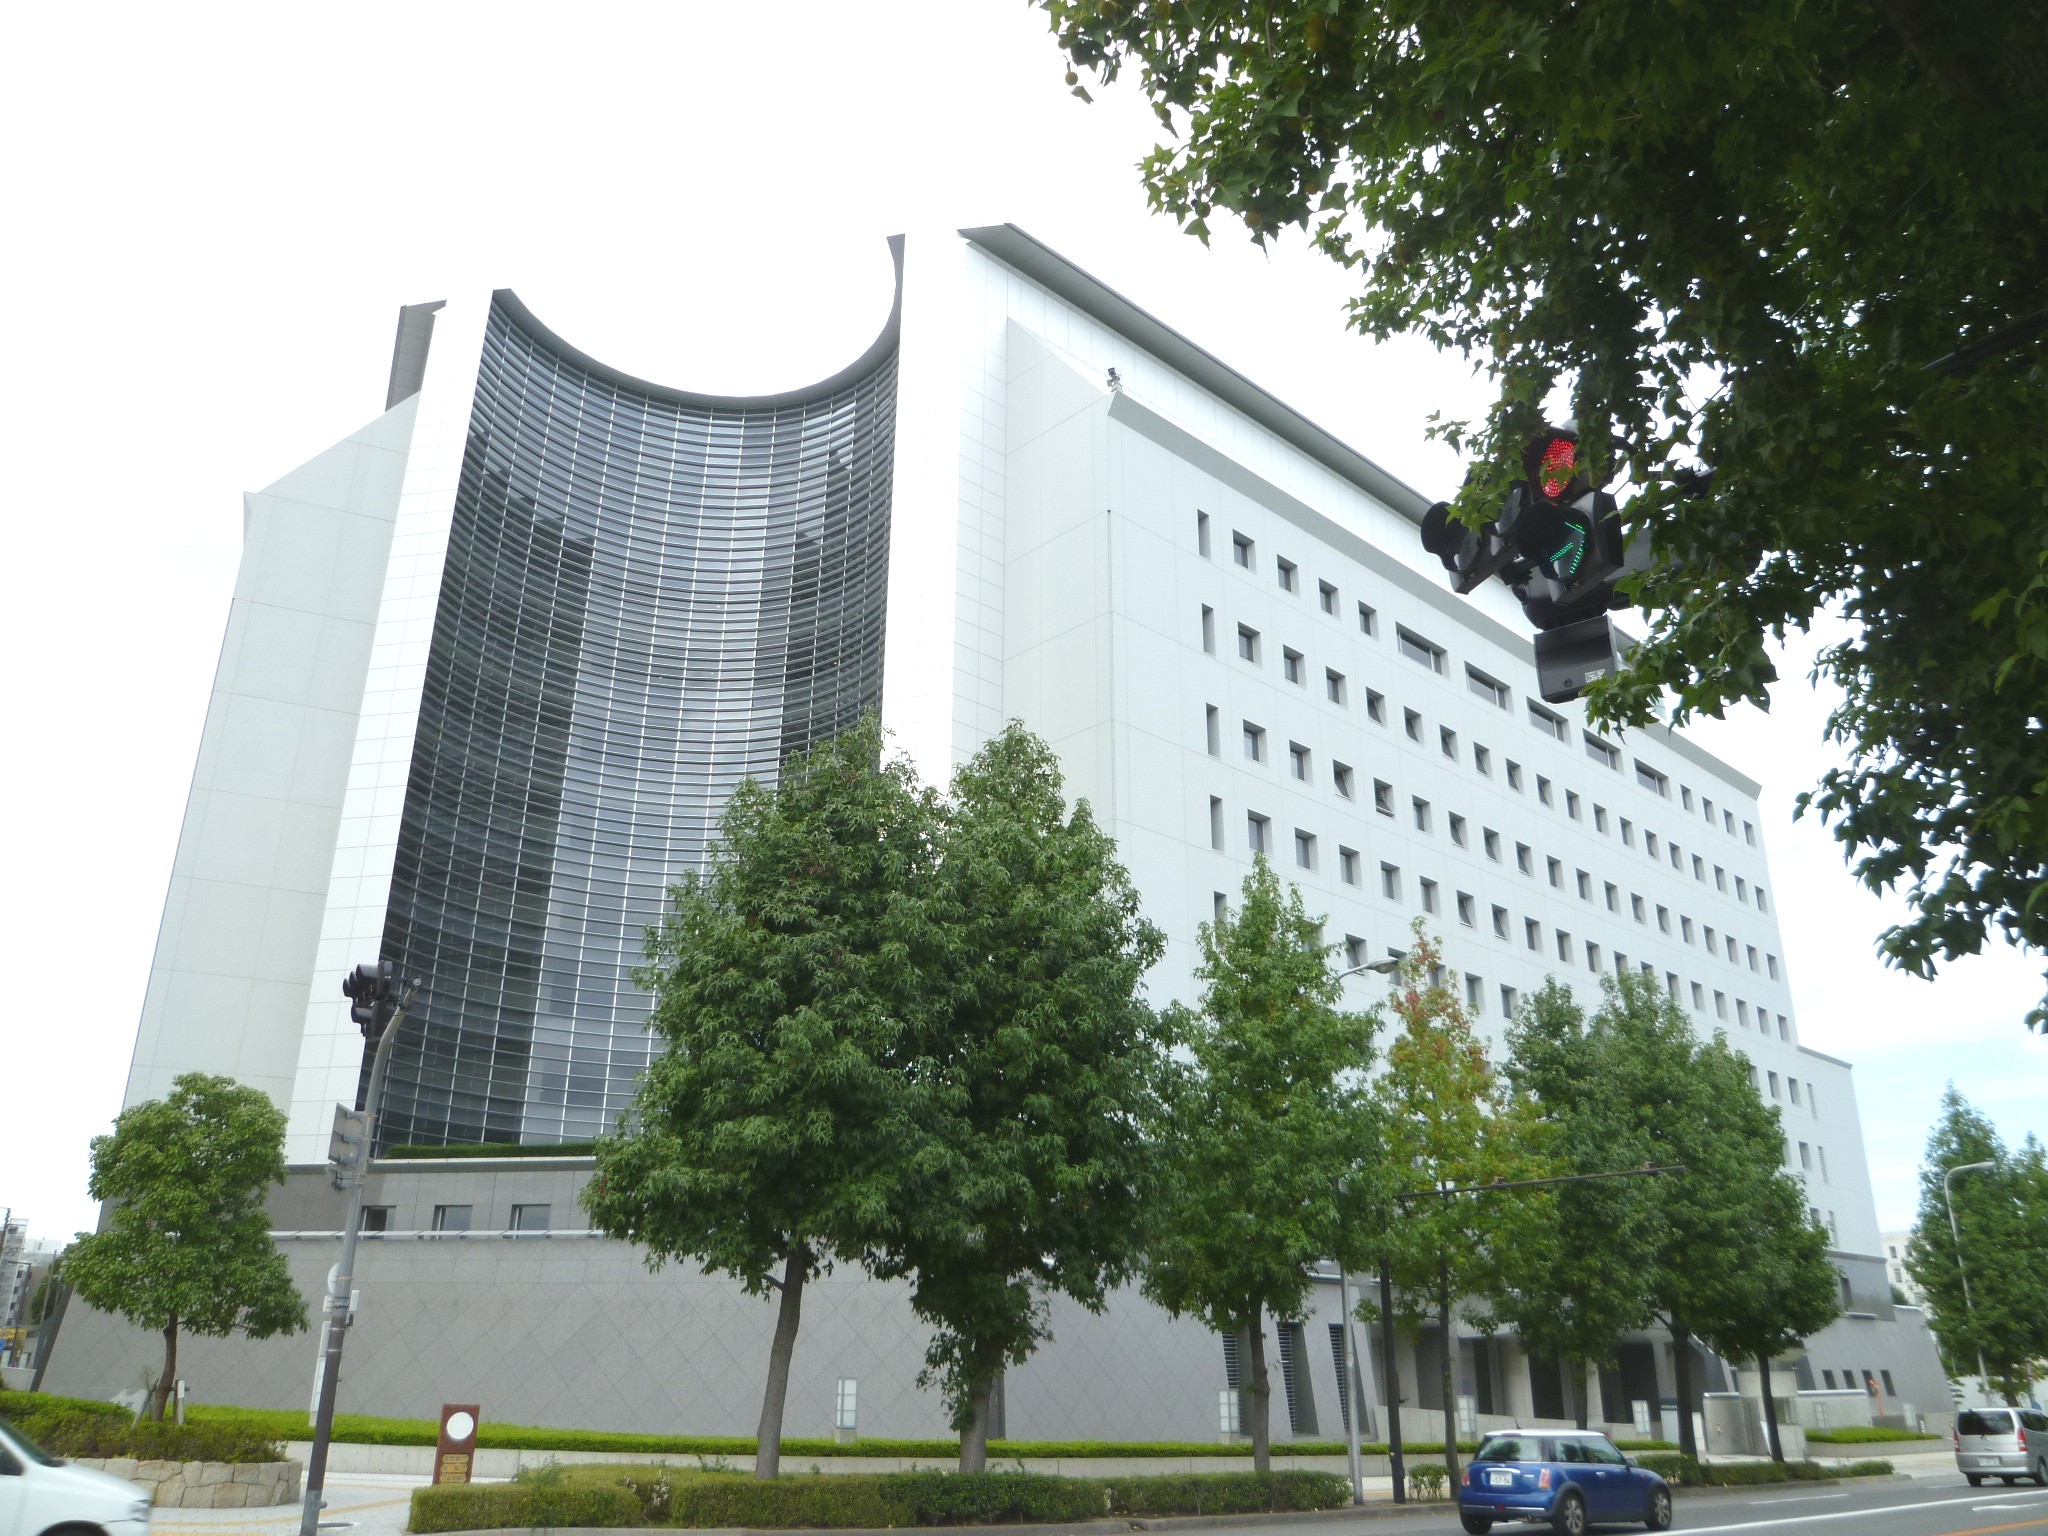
(1905, 1089, 2048, 1404)
(1140, 857, 1383, 1472)
(584, 716, 943, 1479)
(879, 724, 1171, 1472)
(65, 1073, 305, 1421)
(1694, 1189, 1841, 1463)
(1376, 926, 1540, 1487)
(1492, 980, 1660, 1428)
(1035, 0, 2048, 1029)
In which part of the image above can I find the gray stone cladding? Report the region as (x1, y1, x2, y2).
(69, 1459, 300, 1508)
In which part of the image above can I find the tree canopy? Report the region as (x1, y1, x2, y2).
(1037, 0, 2048, 1028)
(1905, 1088, 2048, 1404)
(879, 724, 1172, 1472)
(583, 715, 943, 1478)
(1140, 857, 1383, 1472)
(66, 1072, 305, 1421)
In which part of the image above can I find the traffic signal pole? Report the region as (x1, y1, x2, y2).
(297, 982, 414, 1536)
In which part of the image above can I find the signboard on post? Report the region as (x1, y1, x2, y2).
(433, 1404, 480, 1485)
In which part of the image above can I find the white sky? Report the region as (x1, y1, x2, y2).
(2, 1, 2040, 1247)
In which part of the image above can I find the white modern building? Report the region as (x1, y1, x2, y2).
(50, 225, 1948, 1439)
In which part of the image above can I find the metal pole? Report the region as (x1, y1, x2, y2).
(1380, 1259, 1405, 1504)
(1337, 1264, 1364, 1505)
(298, 992, 414, 1536)
(1943, 1161, 1995, 1394)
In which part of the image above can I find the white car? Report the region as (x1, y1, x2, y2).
(0, 1417, 152, 1536)
(1955, 1407, 2048, 1487)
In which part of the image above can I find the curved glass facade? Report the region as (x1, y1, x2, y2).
(371, 281, 899, 1148)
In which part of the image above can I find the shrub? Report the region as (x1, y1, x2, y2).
(1807, 1426, 1940, 1443)
(1407, 1463, 1450, 1500)
(1630, 1454, 1893, 1487)
(0, 1394, 282, 1464)
(407, 1468, 1353, 1530)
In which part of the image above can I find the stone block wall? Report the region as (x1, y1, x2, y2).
(69, 1459, 302, 1508)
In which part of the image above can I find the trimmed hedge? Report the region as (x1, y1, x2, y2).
(1807, 1426, 1941, 1444)
(408, 1468, 1353, 1531)
(0, 1390, 283, 1464)
(1633, 1454, 1894, 1486)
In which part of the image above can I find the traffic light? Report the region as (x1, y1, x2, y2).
(328, 1104, 367, 1190)
(341, 960, 399, 1040)
(1416, 424, 1647, 703)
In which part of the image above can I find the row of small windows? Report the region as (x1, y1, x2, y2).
(1202, 608, 1769, 914)
(1197, 517, 1760, 843)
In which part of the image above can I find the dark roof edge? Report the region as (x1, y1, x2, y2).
(960, 223, 1435, 522)
(491, 235, 904, 411)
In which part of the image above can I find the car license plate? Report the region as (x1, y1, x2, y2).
(1489, 1471, 1514, 1487)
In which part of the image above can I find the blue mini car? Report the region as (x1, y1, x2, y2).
(1456, 1429, 1673, 1534)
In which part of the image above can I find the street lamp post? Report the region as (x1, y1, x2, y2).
(1942, 1159, 1996, 1395)
(298, 979, 416, 1536)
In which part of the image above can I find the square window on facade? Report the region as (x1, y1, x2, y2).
(1366, 689, 1386, 723)
(1546, 856, 1563, 888)
(1405, 708, 1423, 742)
(1537, 775, 1553, 806)
(1682, 916, 1696, 943)
(1716, 865, 1728, 892)
(1233, 532, 1254, 568)
(1745, 820, 1756, 845)
(1476, 744, 1495, 777)
(1442, 726, 1459, 759)
(1333, 762, 1355, 799)
(1748, 944, 1760, 971)
(1738, 1000, 1751, 1028)
(1757, 888, 1769, 913)
(1506, 759, 1523, 791)
(1197, 510, 1212, 557)
(1767, 954, 1779, 980)
(1604, 882, 1619, 911)
(1326, 667, 1346, 703)
(1631, 893, 1646, 923)
(1647, 830, 1661, 859)
(1449, 813, 1468, 847)
(1525, 917, 1541, 951)
(1381, 863, 1401, 899)
(1243, 722, 1265, 760)
(1201, 604, 1216, 653)
(1657, 905, 1671, 932)
(1492, 904, 1510, 939)
(1457, 891, 1475, 926)
(1666, 971, 1679, 999)
(1682, 785, 1694, 811)
(1319, 579, 1338, 614)
(1576, 869, 1592, 900)
(1516, 842, 1533, 874)
(1294, 829, 1316, 869)
(1209, 796, 1225, 850)
(1413, 797, 1431, 832)
(1586, 941, 1602, 972)
(1715, 991, 1728, 1019)
(1467, 666, 1511, 708)
(359, 1206, 393, 1233)
(1345, 934, 1368, 967)
(1238, 624, 1260, 661)
(1215, 891, 1229, 923)
(1636, 761, 1669, 796)
(1567, 790, 1582, 820)
(1705, 924, 1718, 951)
(1501, 984, 1520, 1018)
(1277, 557, 1298, 592)
(511, 1203, 551, 1232)
(1247, 812, 1271, 853)
(1556, 930, 1573, 963)
(1290, 742, 1310, 779)
(1694, 854, 1706, 880)
(433, 1205, 473, 1233)
(1207, 704, 1221, 756)
(1372, 779, 1396, 816)
(1483, 828, 1501, 861)
(1619, 816, 1633, 845)
(1692, 981, 1705, 1009)
(1466, 973, 1484, 1009)
(1358, 601, 1377, 636)
(1339, 847, 1360, 885)
(1584, 732, 1620, 769)
(1420, 878, 1439, 914)
(1284, 648, 1305, 684)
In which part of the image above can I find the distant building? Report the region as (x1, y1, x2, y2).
(1883, 1229, 1927, 1307)
(53, 226, 1949, 1440)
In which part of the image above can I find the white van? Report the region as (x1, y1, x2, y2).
(1955, 1407, 2048, 1487)
(0, 1416, 152, 1536)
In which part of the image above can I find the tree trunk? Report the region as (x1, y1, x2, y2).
(1437, 1275, 1460, 1486)
(753, 1245, 810, 1480)
(958, 1371, 997, 1473)
(1380, 1262, 1406, 1503)
(1757, 1353, 1784, 1462)
(148, 1316, 178, 1422)
(1671, 1324, 1698, 1460)
(1246, 1305, 1273, 1473)
(1569, 1357, 1589, 1429)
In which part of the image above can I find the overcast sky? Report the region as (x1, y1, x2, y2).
(2, 2, 2040, 1247)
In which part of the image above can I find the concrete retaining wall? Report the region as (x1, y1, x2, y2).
(70, 1458, 301, 1508)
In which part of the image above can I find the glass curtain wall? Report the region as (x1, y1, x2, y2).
(369, 290, 898, 1149)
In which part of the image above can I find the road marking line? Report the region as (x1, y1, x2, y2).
(1750, 1492, 1849, 1504)
(1679, 1489, 2048, 1533)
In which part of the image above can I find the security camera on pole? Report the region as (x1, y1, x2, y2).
(298, 961, 414, 1536)
(1418, 422, 1659, 704)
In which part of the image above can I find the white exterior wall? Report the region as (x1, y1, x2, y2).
(124, 397, 420, 1113)
(280, 298, 490, 1162)
(941, 231, 1887, 1265)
